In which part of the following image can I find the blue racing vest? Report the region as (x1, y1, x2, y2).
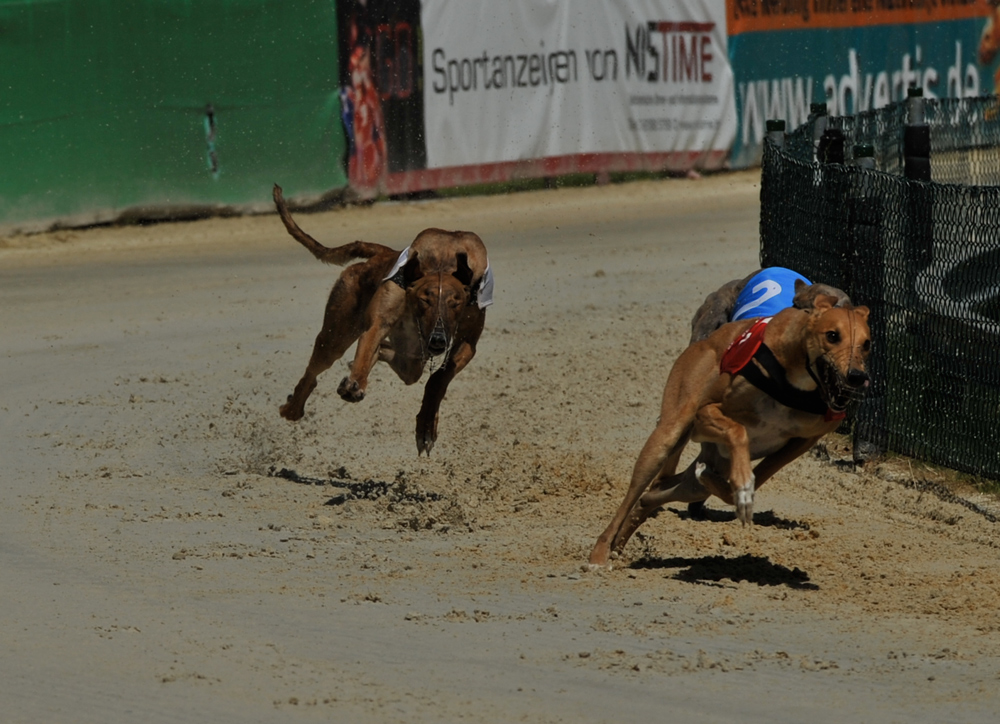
(731, 267, 811, 322)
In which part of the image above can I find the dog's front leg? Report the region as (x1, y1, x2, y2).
(414, 339, 477, 455)
(693, 404, 755, 524)
(338, 284, 405, 402)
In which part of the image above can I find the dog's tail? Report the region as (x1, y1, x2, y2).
(272, 184, 393, 266)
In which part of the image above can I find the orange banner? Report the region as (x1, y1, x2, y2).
(728, 0, 990, 35)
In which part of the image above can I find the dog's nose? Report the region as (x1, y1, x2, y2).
(428, 332, 448, 355)
(846, 368, 869, 388)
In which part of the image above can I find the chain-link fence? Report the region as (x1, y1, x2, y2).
(760, 94, 1000, 480)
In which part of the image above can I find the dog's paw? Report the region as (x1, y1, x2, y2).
(279, 396, 304, 421)
(337, 377, 365, 403)
(586, 546, 616, 570)
(416, 425, 436, 456)
(735, 476, 756, 525)
(416, 434, 435, 457)
(736, 498, 753, 525)
(415, 414, 439, 456)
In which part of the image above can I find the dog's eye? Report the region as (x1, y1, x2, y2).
(826, 330, 840, 344)
(862, 339, 871, 352)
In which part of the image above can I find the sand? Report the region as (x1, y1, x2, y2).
(3, 171, 999, 723)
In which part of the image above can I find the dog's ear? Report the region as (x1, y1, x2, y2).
(452, 253, 475, 287)
(402, 251, 423, 288)
(853, 305, 870, 323)
(812, 293, 841, 312)
(801, 282, 853, 309)
(792, 280, 814, 309)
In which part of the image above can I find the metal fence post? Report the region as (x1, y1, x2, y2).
(759, 120, 786, 269)
(853, 143, 875, 170)
(848, 143, 887, 461)
(904, 87, 931, 181)
(901, 87, 937, 464)
(818, 127, 846, 164)
(811, 102, 828, 163)
(766, 119, 786, 149)
(903, 87, 934, 272)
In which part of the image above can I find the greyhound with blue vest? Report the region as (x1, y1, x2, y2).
(589, 270, 869, 568)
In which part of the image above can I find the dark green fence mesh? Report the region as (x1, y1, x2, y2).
(761, 95, 1000, 480)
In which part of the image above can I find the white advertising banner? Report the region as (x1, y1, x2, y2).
(421, 0, 736, 170)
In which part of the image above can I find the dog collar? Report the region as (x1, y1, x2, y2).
(720, 318, 846, 422)
(387, 266, 407, 288)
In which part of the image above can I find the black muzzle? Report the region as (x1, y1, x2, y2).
(428, 318, 449, 356)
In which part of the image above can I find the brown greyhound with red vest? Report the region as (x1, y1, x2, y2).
(273, 184, 492, 455)
(589, 282, 870, 568)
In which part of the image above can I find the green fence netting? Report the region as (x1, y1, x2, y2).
(761, 95, 1000, 480)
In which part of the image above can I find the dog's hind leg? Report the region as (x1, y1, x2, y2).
(589, 341, 724, 569)
(281, 332, 359, 421)
(640, 461, 713, 508)
(589, 415, 694, 569)
(280, 269, 369, 421)
(689, 272, 755, 344)
(337, 283, 406, 403)
(609, 458, 708, 555)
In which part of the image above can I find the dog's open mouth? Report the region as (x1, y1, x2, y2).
(814, 356, 868, 412)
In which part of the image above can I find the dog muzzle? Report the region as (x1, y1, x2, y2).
(427, 318, 449, 356)
(813, 356, 869, 412)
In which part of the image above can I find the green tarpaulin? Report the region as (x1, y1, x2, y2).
(0, 0, 346, 229)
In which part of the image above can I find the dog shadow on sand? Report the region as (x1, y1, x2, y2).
(628, 506, 819, 590)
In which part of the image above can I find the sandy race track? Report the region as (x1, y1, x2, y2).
(3, 172, 1000, 723)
